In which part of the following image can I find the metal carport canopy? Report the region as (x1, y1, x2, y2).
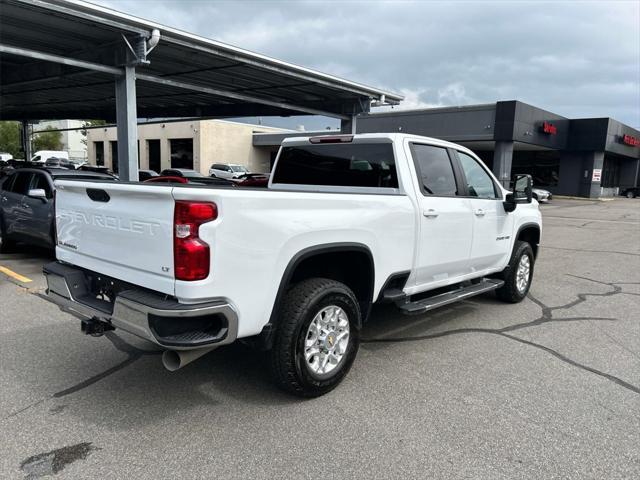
(0, 0, 403, 179)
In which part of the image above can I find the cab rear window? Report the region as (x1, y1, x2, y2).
(272, 143, 398, 189)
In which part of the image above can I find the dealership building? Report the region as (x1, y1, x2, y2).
(254, 100, 640, 198)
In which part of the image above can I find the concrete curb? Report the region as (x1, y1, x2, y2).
(553, 195, 616, 202)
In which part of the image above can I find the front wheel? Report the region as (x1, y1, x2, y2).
(626, 190, 636, 199)
(269, 278, 361, 397)
(495, 241, 535, 303)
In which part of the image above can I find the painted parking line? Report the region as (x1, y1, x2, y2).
(0, 266, 33, 283)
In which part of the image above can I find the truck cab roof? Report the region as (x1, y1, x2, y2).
(281, 132, 479, 156)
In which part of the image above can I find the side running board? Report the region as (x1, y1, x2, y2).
(398, 278, 504, 315)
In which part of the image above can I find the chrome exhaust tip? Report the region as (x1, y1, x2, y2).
(162, 346, 216, 371)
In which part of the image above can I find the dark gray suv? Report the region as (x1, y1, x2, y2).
(0, 168, 114, 252)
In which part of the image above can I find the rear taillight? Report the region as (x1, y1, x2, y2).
(174, 201, 217, 281)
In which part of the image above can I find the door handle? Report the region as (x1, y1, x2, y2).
(474, 208, 485, 217)
(423, 209, 439, 218)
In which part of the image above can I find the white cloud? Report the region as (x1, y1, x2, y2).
(95, 0, 640, 128)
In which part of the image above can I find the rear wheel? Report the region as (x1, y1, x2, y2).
(626, 190, 636, 199)
(495, 241, 534, 303)
(269, 278, 360, 397)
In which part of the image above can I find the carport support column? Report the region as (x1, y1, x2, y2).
(493, 141, 514, 187)
(579, 151, 604, 198)
(21, 120, 31, 161)
(340, 115, 357, 134)
(115, 66, 138, 181)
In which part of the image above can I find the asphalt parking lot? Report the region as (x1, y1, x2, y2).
(1, 198, 639, 479)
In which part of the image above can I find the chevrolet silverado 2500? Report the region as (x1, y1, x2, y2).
(43, 133, 541, 397)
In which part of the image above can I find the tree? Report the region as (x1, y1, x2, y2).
(0, 121, 23, 158)
(81, 120, 107, 147)
(32, 127, 63, 151)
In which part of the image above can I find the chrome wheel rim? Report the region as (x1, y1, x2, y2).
(304, 305, 350, 375)
(516, 254, 531, 293)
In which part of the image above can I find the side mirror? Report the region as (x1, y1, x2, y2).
(28, 188, 48, 201)
(503, 174, 532, 213)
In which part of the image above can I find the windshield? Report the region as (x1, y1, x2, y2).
(231, 165, 248, 173)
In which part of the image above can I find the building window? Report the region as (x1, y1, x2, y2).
(147, 139, 161, 173)
(170, 138, 193, 169)
(94, 141, 104, 166)
(512, 151, 560, 188)
(110, 141, 118, 174)
(602, 155, 621, 188)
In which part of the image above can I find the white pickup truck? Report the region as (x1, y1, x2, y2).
(44, 133, 541, 397)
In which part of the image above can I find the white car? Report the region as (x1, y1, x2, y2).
(532, 187, 552, 202)
(209, 163, 249, 179)
(44, 133, 541, 397)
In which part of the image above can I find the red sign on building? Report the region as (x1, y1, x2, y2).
(621, 134, 640, 147)
(540, 122, 557, 135)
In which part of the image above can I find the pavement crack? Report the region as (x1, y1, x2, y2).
(5, 399, 45, 419)
(363, 273, 639, 395)
(500, 332, 640, 395)
(542, 246, 640, 257)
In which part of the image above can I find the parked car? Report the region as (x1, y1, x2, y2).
(0, 168, 115, 252)
(0, 161, 13, 178)
(145, 175, 235, 187)
(79, 165, 112, 174)
(0, 153, 13, 162)
(234, 173, 270, 187)
(44, 133, 541, 397)
(620, 186, 639, 198)
(138, 169, 159, 182)
(30, 150, 69, 163)
(209, 163, 250, 179)
(45, 157, 76, 169)
(69, 159, 88, 169)
(532, 186, 552, 202)
(160, 168, 206, 179)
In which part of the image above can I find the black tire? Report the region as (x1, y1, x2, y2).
(626, 191, 635, 199)
(269, 278, 361, 397)
(495, 241, 534, 303)
(0, 220, 16, 254)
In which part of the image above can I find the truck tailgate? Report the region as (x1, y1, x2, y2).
(54, 180, 176, 295)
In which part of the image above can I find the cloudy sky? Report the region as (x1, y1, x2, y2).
(95, 0, 640, 130)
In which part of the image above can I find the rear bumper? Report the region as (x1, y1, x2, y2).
(43, 261, 238, 350)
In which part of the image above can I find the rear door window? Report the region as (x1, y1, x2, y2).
(273, 142, 398, 188)
(7, 172, 34, 195)
(1, 173, 16, 191)
(31, 173, 53, 199)
(410, 144, 458, 196)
